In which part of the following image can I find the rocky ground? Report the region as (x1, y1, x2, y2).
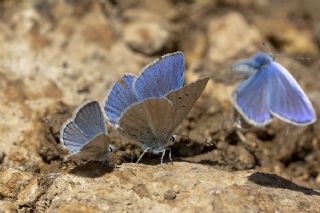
(0, 0, 320, 212)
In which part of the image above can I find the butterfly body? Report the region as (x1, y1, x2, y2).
(232, 52, 316, 127)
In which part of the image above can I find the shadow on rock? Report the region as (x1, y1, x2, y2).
(248, 172, 320, 196)
(69, 162, 114, 178)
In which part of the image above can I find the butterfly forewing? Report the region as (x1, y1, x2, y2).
(166, 77, 209, 130)
(74, 101, 106, 138)
(134, 52, 184, 101)
(267, 62, 316, 125)
(104, 74, 138, 125)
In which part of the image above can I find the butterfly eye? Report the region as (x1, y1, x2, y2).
(171, 135, 176, 143)
(109, 144, 117, 152)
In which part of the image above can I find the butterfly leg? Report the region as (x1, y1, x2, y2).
(136, 148, 149, 164)
(169, 148, 172, 162)
(101, 160, 105, 168)
(160, 149, 166, 165)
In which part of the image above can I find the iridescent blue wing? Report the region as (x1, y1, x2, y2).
(60, 121, 88, 152)
(60, 101, 106, 153)
(134, 52, 184, 101)
(104, 74, 138, 126)
(232, 67, 272, 127)
(266, 62, 316, 125)
(74, 101, 106, 137)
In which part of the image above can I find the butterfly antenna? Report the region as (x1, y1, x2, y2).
(174, 133, 191, 140)
(295, 56, 312, 63)
(178, 132, 211, 142)
(261, 42, 312, 63)
(236, 130, 248, 144)
(261, 41, 272, 53)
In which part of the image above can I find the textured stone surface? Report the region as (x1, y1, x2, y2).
(124, 21, 170, 55)
(33, 162, 320, 212)
(208, 12, 262, 63)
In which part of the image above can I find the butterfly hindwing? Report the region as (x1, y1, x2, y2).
(67, 134, 111, 162)
(74, 101, 106, 138)
(266, 62, 316, 125)
(232, 67, 272, 126)
(118, 98, 175, 152)
(60, 121, 89, 152)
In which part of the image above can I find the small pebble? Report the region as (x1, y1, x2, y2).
(164, 190, 176, 200)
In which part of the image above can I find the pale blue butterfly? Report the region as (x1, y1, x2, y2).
(60, 101, 115, 163)
(231, 52, 316, 127)
(104, 52, 209, 163)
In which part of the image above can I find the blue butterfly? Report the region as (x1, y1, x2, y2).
(232, 52, 316, 127)
(60, 101, 115, 163)
(104, 52, 209, 163)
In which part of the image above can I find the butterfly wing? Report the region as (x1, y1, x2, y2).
(74, 101, 106, 137)
(60, 121, 89, 152)
(232, 67, 272, 127)
(60, 101, 107, 157)
(166, 77, 209, 130)
(266, 62, 316, 125)
(118, 98, 175, 152)
(66, 134, 111, 162)
(104, 74, 138, 126)
(134, 52, 184, 101)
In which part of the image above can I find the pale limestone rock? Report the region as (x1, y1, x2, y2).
(124, 22, 170, 55)
(208, 12, 262, 63)
(31, 162, 320, 213)
(0, 201, 17, 213)
(254, 17, 318, 55)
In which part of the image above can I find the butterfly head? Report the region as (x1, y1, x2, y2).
(251, 52, 274, 69)
(232, 52, 274, 77)
(169, 134, 177, 146)
(145, 135, 177, 154)
(108, 144, 117, 153)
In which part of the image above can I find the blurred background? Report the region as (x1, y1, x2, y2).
(0, 0, 320, 198)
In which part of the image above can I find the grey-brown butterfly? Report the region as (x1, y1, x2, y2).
(104, 52, 209, 163)
(60, 101, 115, 164)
